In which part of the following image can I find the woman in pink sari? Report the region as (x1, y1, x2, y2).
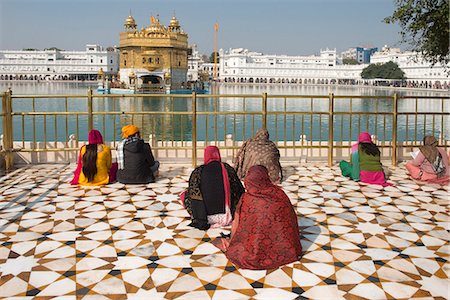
(406, 136, 449, 185)
(183, 146, 244, 230)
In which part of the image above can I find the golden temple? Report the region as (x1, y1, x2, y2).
(119, 13, 189, 88)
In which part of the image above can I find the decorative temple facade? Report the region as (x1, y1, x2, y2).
(119, 13, 189, 89)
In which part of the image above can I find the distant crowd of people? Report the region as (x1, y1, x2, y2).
(71, 126, 449, 270)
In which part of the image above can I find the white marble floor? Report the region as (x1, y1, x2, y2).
(0, 163, 448, 299)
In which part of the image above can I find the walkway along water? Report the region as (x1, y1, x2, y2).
(1, 89, 449, 170)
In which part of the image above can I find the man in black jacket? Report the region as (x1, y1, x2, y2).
(117, 125, 159, 184)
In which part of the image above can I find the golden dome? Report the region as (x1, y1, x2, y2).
(164, 72, 171, 79)
(169, 16, 180, 27)
(124, 14, 137, 29)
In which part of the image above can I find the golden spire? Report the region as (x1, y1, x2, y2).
(124, 11, 137, 30)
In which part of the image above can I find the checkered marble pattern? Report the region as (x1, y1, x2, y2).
(0, 163, 448, 299)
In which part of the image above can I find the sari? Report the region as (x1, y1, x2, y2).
(213, 165, 302, 270)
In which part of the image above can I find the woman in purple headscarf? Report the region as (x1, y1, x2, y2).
(71, 129, 118, 185)
(339, 132, 391, 186)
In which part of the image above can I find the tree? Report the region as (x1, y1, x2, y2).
(209, 52, 219, 63)
(384, 0, 449, 67)
(44, 47, 62, 51)
(361, 62, 406, 79)
(342, 58, 359, 65)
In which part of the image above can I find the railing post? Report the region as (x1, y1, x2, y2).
(392, 93, 398, 167)
(328, 93, 334, 166)
(262, 92, 268, 129)
(192, 92, 197, 167)
(87, 88, 94, 131)
(2, 89, 14, 170)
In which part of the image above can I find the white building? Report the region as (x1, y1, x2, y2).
(187, 44, 203, 81)
(218, 47, 449, 87)
(0, 44, 119, 81)
(371, 45, 449, 84)
(200, 63, 220, 81)
(219, 48, 362, 83)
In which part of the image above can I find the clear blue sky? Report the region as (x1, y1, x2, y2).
(0, 0, 403, 55)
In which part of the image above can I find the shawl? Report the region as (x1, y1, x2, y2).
(351, 132, 371, 153)
(116, 136, 140, 170)
(419, 136, 446, 177)
(219, 165, 302, 270)
(234, 128, 282, 183)
(185, 146, 233, 229)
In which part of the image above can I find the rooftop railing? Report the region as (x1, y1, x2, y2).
(1, 89, 449, 170)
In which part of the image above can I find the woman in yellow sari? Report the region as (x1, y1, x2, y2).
(71, 129, 117, 186)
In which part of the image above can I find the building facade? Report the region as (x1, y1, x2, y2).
(218, 48, 363, 83)
(0, 45, 119, 81)
(119, 14, 189, 87)
(371, 46, 449, 85)
(218, 47, 449, 87)
(187, 44, 203, 81)
(341, 47, 378, 64)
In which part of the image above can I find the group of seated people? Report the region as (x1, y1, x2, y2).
(71, 125, 160, 186)
(339, 132, 449, 186)
(71, 127, 449, 270)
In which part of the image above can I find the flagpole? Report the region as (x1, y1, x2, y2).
(213, 22, 218, 81)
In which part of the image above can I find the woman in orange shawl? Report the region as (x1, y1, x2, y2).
(213, 165, 302, 270)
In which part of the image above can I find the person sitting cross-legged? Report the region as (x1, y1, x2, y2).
(71, 129, 118, 186)
(117, 125, 159, 184)
(406, 135, 449, 185)
(212, 165, 302, 270)
(182, 146, 244, 230)
(339, 132, 392, 186)
(233, 128, 282, 184)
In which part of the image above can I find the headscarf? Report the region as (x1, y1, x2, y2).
(204, 145, 222, 164)
(420, 136, 440, 165)
(122, 125, 139, 139)
(351, 132, 372, 152)
(88, 129, 103, 145)
(254, 128, 270, 141)
(233, 128, 282, 183)
(244, 165, 274, 196)
(203, 146, 232, 227)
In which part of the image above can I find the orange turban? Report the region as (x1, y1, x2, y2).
(122, 125, 139, 138)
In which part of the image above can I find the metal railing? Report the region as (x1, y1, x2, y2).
(1, 89, 449, 170)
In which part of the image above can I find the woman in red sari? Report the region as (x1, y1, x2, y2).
(213, 165, 302, 270)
